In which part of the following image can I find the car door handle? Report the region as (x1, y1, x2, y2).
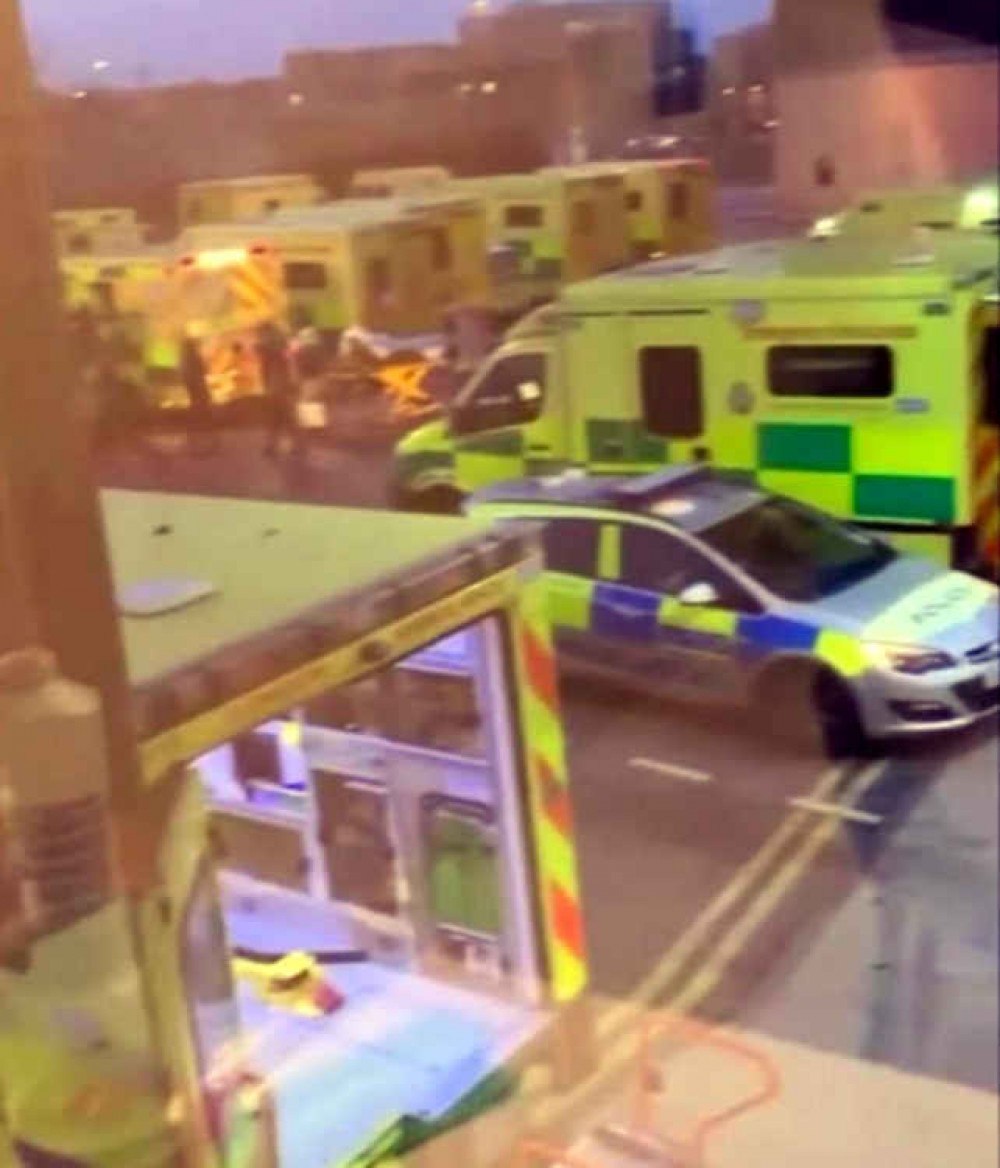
(527, 443, 551, 452)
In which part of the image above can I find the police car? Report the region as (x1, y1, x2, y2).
(467, 467, 1000, 748)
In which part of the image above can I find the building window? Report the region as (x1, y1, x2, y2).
(284, 261, 328, 291)
(263, 198, 282, 214)
(639, 346, 704, 438)
(626, 190, 643, 212)
(668, 182, 690, 220)
(505, 204, 544, 229)
(768, 346, 894, 399)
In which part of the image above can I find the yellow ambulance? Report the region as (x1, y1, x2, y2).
(0, 492, 592, 1168)
(177, 174, 324, 229)
(392, 232, 999, 573)
(448, 170, 632, 312)
(810, 177, 999, 240)
(541, 159, 717, 261)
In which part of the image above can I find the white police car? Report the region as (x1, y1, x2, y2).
(467, 467, 999, 748)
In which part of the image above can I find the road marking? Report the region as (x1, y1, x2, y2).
(788, 796, 883, 826)
(628, 757, 714, 784)
(598, 761, 848, 1040)
(536, 758, 889, 1134)
(669, 760, 888, 1013)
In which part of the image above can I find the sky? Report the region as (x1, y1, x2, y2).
(24, 0, 771, 88)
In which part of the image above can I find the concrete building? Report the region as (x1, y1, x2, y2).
(774, 0, 999, 214)
(707, 21, 775, 181)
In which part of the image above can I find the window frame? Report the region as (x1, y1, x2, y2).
(283, 260, 329, 291)
(638, 344, 705, 439)
(504, 203, 544, 230)
(616, 520, 763, 614)
(452, 351, 547, 433)
(766, 344, 895, 400)
(535, 515, 600, 578)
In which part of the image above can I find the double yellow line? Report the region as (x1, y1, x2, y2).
(530, 756, 888, 1134)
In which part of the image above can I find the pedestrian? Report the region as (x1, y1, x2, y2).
(256, 320, 299, 458)
(179, 332, 219, 455)
(288, 325, 329, 451)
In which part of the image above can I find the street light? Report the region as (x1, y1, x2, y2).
(288, 92, 304, 107)
(92, 59, 110, 73)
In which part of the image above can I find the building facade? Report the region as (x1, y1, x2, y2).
(774, 0, 999, 213)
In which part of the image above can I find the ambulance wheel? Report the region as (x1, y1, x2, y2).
(408, 486, 465, 515)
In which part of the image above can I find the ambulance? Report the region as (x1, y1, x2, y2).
(810, 177, 999, 240)
(448, 171, 632, 313)
(272, 196, 492, 338)
(391, 232, 1000, 573)
(184, 197, 489, 342)
(541, 159, 716, 262)
(52, 207, 144, 255)
(0, 492, 591, 1167)
(178, 175, 324, 229)
(142, 243, 287, 410)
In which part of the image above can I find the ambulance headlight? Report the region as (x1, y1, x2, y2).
(862, 641, 956, 675)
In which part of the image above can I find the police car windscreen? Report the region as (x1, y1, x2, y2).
(701, 496, 896, 602)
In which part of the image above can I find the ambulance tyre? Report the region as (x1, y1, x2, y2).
(755, 660, 865, 759)
(407, 485, 465, 515)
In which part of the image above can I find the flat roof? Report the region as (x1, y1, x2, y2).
(102, 493, 534, 744)
(563, 233, 999, 305)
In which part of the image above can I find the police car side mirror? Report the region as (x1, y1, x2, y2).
(679, 581, 718, 607)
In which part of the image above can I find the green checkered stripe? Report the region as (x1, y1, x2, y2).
(585, 419, 957, 526)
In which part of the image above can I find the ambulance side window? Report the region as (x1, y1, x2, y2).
(768, 346, 893, 398)
(640, 346, 704, 438)
(452, 353, 546, 433)
(284, 261, 328, 291)
(506, 204, 544, 229)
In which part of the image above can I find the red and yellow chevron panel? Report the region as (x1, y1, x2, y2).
(515, 581, 588, 1002)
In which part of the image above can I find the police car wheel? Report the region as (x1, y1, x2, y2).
(756, 662, 863, 758)
(812, 669, 866, 759)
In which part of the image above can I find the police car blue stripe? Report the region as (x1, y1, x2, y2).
(737, 614, 819, 652)
(592, 583, 660, 642)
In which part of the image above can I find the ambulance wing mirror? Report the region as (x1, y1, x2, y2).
(679, 581, 718, 607)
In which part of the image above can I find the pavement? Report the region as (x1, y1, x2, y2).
(96, 418, 998, 1163)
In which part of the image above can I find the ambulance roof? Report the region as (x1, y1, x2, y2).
(451, 172, 611, 199)
(563, 233, 999, 306)
(180, 174, 316, 192)
(102, 492, 531, 738)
